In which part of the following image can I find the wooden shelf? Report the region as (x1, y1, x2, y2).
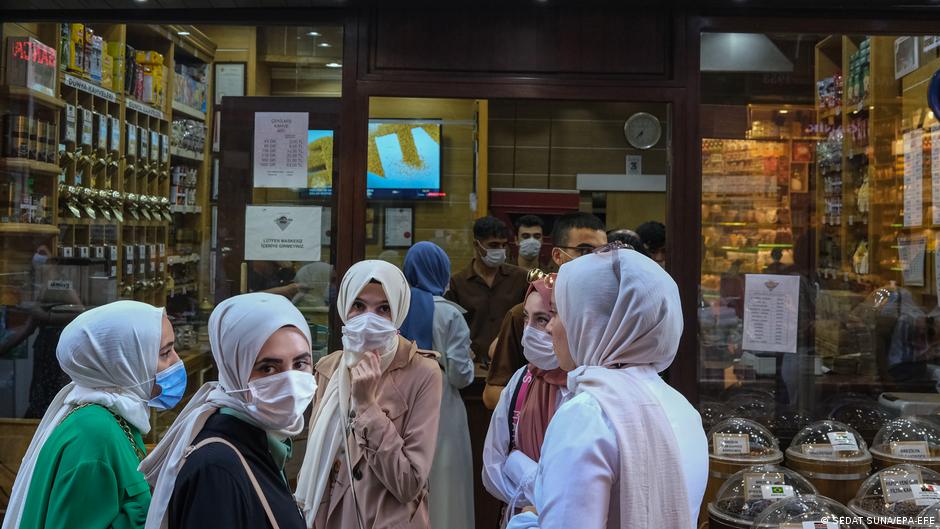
(0, 85, 66, 109)
(172, 100, 206, 121)
(0, 223, 58, 236)
(170, 205, 202, 214)
(171, 147, 204, 162)
(260, 54, 335, 66)
(167, 254, 200, 265)
(0, 158, 61, 175)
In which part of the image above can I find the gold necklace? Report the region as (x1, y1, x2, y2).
(62, 403, 146, 462)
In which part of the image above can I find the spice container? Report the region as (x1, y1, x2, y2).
(848, 464, 940, 529)
(871, 418, 940, 473)
(830, 399, 894, 446)
(707, 464, 817, 529)
(752, 495, 869, 528)
(703, 418, 783, 524)
(786, 420, 873, 504)
(702, 400, 732, 433)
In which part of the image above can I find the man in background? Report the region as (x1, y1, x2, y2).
(446, 216, 529, 362)
(607, 228, 649, 257)
(637, 220, 667, 268)
(514, 214, 545, 271)
(482, 211, 607, 409)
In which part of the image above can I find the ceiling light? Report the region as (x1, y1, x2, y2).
(326, 62, 342, 68)
(318, 42, 332, 48)
(778, 109, 788, 114)
(177, 31, 190, 36)
(307, 31, 321, 37)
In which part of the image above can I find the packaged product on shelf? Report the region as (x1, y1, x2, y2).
(79, 107, 93, 148)
(6, 36, 58, 97)
(58, 23, 69, 72)
(150, 130, 159, 162)
(68, 23, 84, 74)
(126, 123, 137, 158)
(139, 128, 149, 160)
(82, 26, 93, 80)
(109, 116, 120, 154)
(3, 114, 29, 159)
(124, 44, 137, 95)
(140, 64, 155, 103)
(95, 112, 108, 152)
(107, 41, 124, 91)
(101, 52, 113, 90)
(89, 35, 104, 83)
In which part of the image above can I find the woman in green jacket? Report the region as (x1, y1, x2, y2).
(3, 300, 185, 529)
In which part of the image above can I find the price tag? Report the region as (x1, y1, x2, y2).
(109, 245, 118, 260)
(47, 279, 72, 290)
(744, 472, 785, 501)
(713, 433, 750, 456)
(802, 444, 835, 456)
(827, 432, 859, 452)
(892, 441, 930, 460)
(760, 484, 794, 500)
(912, 483, 940, 506)
(125, 245, 135, 261)
(882, 469, 923, 504)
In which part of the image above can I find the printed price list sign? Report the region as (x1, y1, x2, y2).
(253, 112, 309, 188)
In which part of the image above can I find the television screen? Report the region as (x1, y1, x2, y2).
(367, 119, 443, 199)
(307, 130, 334, 196)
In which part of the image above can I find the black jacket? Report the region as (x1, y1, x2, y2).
(169, 411, 306, 529)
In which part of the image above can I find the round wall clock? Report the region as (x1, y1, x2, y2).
(624, 112, 662, 150)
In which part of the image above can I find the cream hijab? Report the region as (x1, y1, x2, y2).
(295, 260, 411, 525)
(554, 249, 690, 529)
(140, 293, 311, 529)
(3, 300, 163, 529)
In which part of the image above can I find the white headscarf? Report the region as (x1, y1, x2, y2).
(139, 293, 311, 529)
(555, 249, 691, 529)
(3, 300, 163, 529)
(295, 260, 411, 524)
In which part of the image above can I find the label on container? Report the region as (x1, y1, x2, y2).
(64, 104, 77, 144)
(110, 117, 120, 153)
(78, 246, 89, 259)
(125, 245, 135, 260)
(891, 441, 930, 460)
(713, 433, 749, 456)
(802, 444, 835, 457)
(138, 244, 147, 259)
(158, 243, 165, 257)
(160, 133, 169, 162)
(139, 262, 145, 274)
(47, 279, 72, 290)
(760, 484, 794, 500)
(62, 247, 74, 258)
(911, 483, 940, 506)
(140, 131, 149, 160)
(94, 246, 105, 259)
(744, 472, 785, 501)
(109, 245, 119, 260)
(827, 431, 859, 452)
(882, 469, 923, 504)
(126, 263, 134, 275)
(97, 113, 108, 150)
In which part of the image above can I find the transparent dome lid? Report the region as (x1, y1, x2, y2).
(767, 410, 814, 435)
(786, 420, 871, 463)
(752, 495, 868, 529)
(913, 502, 940, 528)
(849, 464, 940, 520)
(700, 400, 731, 433)
(707, 464, 817, 525)
(870, 418, 940, 463)
(829, 400, 893, 439)
(708, 418, 782, 463)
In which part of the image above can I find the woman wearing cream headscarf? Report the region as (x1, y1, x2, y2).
(507, 246, 708, 529)
(139, 293, 316, 529)
(5, 300, 181, 529)
(295, 260, 443, 529)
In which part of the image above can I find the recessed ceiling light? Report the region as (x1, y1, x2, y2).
(778, 109, 788, 114)
(326, 62, 342, 68)
(133, 0, 147, 3)
(318, 42, 332, 48)
(307, 31, 321, 37)
(177, 31, 190, 36)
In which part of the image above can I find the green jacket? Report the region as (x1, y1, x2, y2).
(19, 404, 151, 529)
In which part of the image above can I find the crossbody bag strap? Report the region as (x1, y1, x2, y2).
(507, 366, 534, 452)
(185, 437, 281, 529)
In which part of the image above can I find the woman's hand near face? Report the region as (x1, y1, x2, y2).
(351, 351, 383, 412)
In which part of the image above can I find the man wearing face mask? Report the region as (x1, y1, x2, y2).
(139, 293, 316, 529)
(482, 273, 567, 526)
(446, 216, 529, 363)
(483, 212, 606, 409)
(515, 215, 545, 271)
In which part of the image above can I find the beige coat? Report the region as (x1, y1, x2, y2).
(311, 341, 443, 529)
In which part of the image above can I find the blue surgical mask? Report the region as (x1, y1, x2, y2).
(148, 360, 187, 410)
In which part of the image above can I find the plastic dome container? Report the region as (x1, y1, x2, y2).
(871, 418, 940, 473)
(912, 502, 940, 528)
(848, 464, 940, 529)
(785, 420, 873, 504)
(830, 400, 894, 446)
(702, 400, 733, 433)
(752, 495, 869, 528)
(702, 419, 783, 525)
(707, 464, 817, 529)
(767, 410, 814, 450)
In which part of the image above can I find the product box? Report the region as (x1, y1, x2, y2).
(68, 23, 84, 74)
(101, 53, 113, 90)
(95, 112, 108, 151)
(82, 27, 93, 80)
(79, 107, 93, 148)
(6, 36, 57, 97)
(107, 41, 124, 92)
(139, 129, 149, 160)
(89, 35, 103, 83)
(109, 116, 120, 153)
(150, 130, 159, 162)
(62, 104, 77, 145)
(126, 123, 137, 158)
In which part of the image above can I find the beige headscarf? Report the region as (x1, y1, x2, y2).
(295, 260, 411, 524)
(554, 249, 690, 529)
(3, 301, 163, 529)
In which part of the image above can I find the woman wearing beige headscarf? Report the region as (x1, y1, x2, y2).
(506, 245, 708, 529)
(295, 260, 443, 529)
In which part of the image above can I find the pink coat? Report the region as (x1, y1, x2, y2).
(311, 342, 443, 529)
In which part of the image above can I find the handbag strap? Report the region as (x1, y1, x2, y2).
(507, 366, 534, 452)
(185, 437, 281, 529)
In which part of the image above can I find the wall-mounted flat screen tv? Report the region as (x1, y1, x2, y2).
(367, 119, 443, 199)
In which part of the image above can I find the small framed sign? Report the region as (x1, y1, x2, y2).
(214, 62, 246, 106)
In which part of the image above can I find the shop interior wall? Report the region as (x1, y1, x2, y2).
(488, 99, 668, 232)
(366, 97, 478, 272)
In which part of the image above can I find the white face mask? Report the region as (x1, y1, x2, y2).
(522, 325, 559, 370)
(238, 370, 317, 436)
(481, 247, 507, 268)
(342, 312, 399, 367)
(519, 238, 542, 259)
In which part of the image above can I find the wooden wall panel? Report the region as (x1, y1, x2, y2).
(366, 7, 673, 80)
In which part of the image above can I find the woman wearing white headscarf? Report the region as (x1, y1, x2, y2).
(506, 247, 708, 529)
(139, 293, 316, 529)
(5, 300, 182, 529)
(295, 260, 443, 529)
